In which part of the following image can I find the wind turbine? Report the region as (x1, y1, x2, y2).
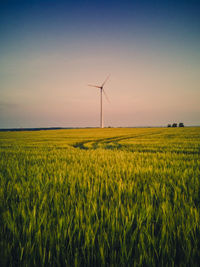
(88, 75, 110, 128)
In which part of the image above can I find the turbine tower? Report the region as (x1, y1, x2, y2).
(88, 75, 110, 128)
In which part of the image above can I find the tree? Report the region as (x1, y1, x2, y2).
(167, 124, 171, 127)
(172, 123, 177, 127)
(179, 122, 184, 127)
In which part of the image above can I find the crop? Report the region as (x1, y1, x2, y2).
(0, 127, 200, 266)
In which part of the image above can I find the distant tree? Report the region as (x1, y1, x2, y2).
(167, 124, 171, 127)
(172, 123, 177, 127)
(179, 122, 184, 127)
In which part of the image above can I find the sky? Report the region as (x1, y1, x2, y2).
(0, 0, 200, 128)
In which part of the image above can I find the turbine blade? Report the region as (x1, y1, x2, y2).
(103, 88, 110, 103)
(88, 84, 101, 88)
(101, 74, 110, 87)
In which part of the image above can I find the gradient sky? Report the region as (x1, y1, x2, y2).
(0, 0, 200, 128)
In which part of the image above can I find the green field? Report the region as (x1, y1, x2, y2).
(0, 127, 200, 266)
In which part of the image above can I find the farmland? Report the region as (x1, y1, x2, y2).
(0, 127, 200, 266)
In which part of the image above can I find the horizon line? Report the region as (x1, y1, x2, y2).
(0, 125, 200, 132)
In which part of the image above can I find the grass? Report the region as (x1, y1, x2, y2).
(0, 127, 200, 266)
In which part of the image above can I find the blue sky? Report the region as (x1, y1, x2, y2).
(0, 0, 200, 127)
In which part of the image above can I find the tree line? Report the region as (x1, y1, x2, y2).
(167, 123, 184, 127)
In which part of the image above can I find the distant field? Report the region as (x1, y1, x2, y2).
(0, 127, 200, 266)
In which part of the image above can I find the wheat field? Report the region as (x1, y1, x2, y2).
(0, 127, 200, 266)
